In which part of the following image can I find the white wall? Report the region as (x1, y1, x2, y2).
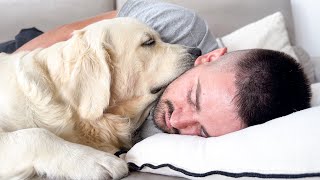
(0, 0, 115, 42)
(291, 0, 320, 57)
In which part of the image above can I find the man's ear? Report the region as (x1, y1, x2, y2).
(65, 29, 112, 120)
(194, 48, 227, 66)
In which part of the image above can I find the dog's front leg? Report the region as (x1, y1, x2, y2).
(0, 128, 128, 180)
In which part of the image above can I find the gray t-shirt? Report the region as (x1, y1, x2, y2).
(118, 0, 218, 54)
(117, 0, 218, 141)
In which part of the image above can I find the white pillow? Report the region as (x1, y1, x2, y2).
(220, 12, 298, 60)
(125, 84, 320, 179)
(311, 83, 320, 107)
(311, 57, 320, 83)
(293, 46, 316, 83)
(218, 11, 317, 85)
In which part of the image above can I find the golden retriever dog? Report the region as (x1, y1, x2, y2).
(0, 17, 200, 179)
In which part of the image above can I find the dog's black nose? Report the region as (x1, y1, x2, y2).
(188, 47, 202, 58)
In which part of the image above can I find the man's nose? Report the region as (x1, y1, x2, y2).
(170, 109, 199, 135)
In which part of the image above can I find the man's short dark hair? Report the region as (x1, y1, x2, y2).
(234, 49, 311, 127)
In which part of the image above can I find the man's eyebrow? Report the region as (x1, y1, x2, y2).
(196, 78, 201, 112)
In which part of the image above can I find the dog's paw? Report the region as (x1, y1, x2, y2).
(35, 142, 128, 180)
(85, 149, 129, 180)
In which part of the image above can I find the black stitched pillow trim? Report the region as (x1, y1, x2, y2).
(128, 162, 320, 179)
(114, 149, 128, 157)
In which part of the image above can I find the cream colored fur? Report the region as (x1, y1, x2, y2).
(0, 17, 195, 179)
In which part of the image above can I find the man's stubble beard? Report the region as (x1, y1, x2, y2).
(152, 92, 179, 134)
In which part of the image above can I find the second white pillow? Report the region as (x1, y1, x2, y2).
(220, 12, 298, 60)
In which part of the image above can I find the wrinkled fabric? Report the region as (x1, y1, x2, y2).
(0, 27, 43, 53)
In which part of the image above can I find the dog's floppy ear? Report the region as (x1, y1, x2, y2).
(65, 29, 113, 120)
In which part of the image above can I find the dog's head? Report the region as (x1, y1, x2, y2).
(64, 17, 200, 125)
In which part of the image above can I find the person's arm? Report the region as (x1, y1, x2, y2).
(16, 10, 117, 52)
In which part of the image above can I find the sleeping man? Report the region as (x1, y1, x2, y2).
(152, 48, 311, 137)
(1, 0, 311, 139)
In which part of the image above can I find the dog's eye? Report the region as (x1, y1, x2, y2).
(150, 87, 162, 94)
(142, 39, 155, 46)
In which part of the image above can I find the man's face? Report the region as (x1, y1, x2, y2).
(153, 48, 246, 137)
